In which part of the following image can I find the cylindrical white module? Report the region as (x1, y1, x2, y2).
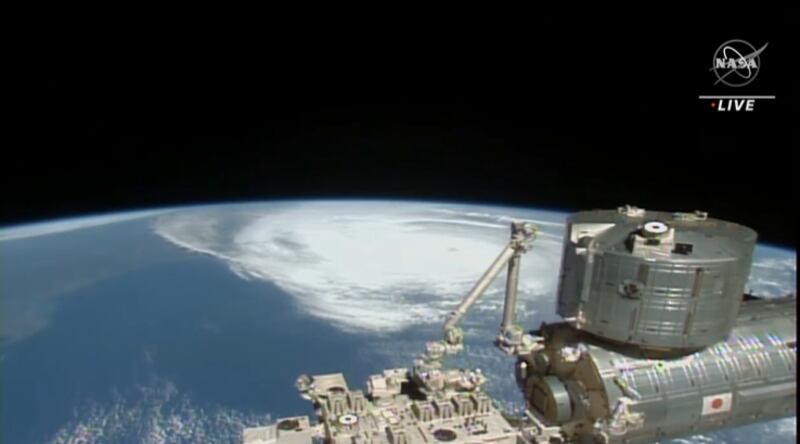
(522, 296, 796, 443)
(556, 207, 757, 351)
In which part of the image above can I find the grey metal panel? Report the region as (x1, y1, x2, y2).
(556, 230, 583, 317)
(737, 381, 796, 401)
(244, 417, 314, 444)
(737, 381, 796, 419)
(557, 208, 757, 351)
(258, 369, 520, 444)
(663, 391, 701, 434)
(585, 296, 796, 443)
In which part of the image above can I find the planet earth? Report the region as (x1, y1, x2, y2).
(1, 200, 795, 443)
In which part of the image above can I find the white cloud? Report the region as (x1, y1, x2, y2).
(752, 256, 797, 272)
(1, 209, 173, 241)
(154, 202, 566, 333)
(48, 376, 272, 444)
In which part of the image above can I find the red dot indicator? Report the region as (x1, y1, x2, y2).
(711, 398, 723, 409)
(710, 102, 716, 108)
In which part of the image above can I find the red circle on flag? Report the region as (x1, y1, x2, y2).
(711, 398, 723, 409)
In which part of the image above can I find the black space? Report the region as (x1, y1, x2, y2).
(6, 10, 796, 246)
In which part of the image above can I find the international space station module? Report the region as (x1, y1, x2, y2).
(243, 206, 796, 444)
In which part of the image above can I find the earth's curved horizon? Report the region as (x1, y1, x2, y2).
(1, 199, 796, 443)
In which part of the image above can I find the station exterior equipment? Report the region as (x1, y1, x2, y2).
(243, 206, 796, 444)
(556, 206, 757, 351)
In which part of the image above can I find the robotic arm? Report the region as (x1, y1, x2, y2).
(424, 220, 539, 363)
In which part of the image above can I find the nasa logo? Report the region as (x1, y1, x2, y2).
(702, 392, 734, 415)
(710, 39, 767, 88)
(701, 39, 774, 112)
